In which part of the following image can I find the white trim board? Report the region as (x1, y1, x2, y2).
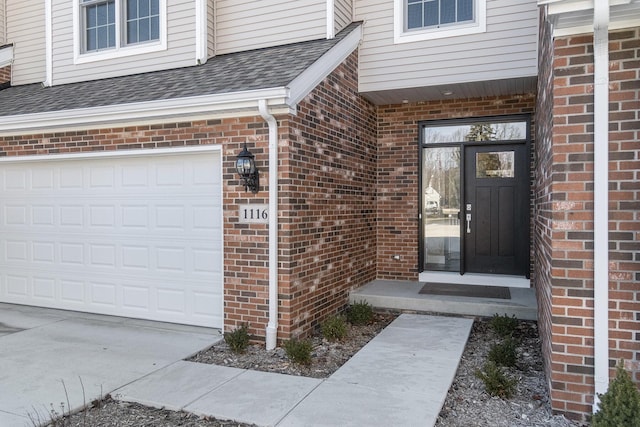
(419, 272, 531, 289)
(0, 88, 290, 136)
(288, 23, 361, 106)
(0, 144, 222, 163)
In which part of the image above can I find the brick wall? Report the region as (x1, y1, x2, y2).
(376, 95, 535, 279)
(533, 4, 557, 419)
(275, 51, 378, 338)
(534, 25, 640, 421)
(0, 65, 10, 86)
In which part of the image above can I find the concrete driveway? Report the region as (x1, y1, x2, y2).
(0, 303, 221, 426)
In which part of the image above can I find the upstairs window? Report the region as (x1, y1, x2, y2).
(126, 0, 160, 44)
(407, 0, 474, 30)
(76, 0, 166, 62)
(394, 0, 486, 43)
(83, 0, 116, 51)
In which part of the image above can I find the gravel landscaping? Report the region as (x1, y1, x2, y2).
(49, 313, 587, 427)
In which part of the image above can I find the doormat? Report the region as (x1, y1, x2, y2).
(419, 283, 511, 300)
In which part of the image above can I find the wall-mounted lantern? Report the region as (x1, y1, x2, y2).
(236, 143, 259, 193)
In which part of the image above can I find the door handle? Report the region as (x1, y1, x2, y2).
(466, 214, 472, 234)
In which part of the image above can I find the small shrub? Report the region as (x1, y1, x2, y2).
(284, 338, 313, 366)
(592, 362, 640, 427)
(321, 316, 347, 342)
(347, 300, 374, 325)
(488, 337, 518, 367)
(224, 324, 250, 354)
(490, 313, 518, 338)
(475, 361, 517, 398)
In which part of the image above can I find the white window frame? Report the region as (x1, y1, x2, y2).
(73, 0, 167, 65)
(394, 0, 486, 44)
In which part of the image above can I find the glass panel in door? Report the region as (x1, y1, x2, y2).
(422, 146, 461, 271)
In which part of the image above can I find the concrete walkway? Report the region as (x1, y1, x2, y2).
(116, 314, 473, 427)
(0, 303, 472, 427)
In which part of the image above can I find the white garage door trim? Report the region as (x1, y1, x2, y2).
(0, 146, 224, 328)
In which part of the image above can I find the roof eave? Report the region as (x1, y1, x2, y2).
(0, 87, 293, 136)
(287, 23, 362, 106)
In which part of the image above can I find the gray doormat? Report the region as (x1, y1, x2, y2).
(419, 283, 511, 299)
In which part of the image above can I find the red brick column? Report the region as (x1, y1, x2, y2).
(535, 25, 640, 421)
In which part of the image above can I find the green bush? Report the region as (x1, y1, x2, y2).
(592, 362, 640, 427)
(321, 316, 347, 342)
(347, 300, 374, 325)
(284, 338, 313, 366)
(475, 361, 518, 398)
(224, 324, 250, 354)
(488, 337, 518, 367)
(490, 313, 518, 338)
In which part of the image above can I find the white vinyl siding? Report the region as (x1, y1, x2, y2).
(52, 0, 195, 86)
(207, 0, 214, 58)
(335, 0, 352, 34)
(354, 0, 538, 93)
(216, 0, 326, 55)
(6, 0, 46, 85)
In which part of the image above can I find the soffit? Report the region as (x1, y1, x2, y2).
(360, 77, 537, 106)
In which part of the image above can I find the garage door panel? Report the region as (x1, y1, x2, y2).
(33, 168, 55, 189)
(33, 241, 56, 263)
(5, 205, 27, 225)
(61, 279, 84, 304)
(33, 276, 56, 300)
(4, 169, 27, 190)
(6, 275, 28, 297)
(0, 151, 223, 328)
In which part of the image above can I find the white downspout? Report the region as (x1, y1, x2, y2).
(592, 0, 609, 412)
(44, 0, 53, 86)
(258, 99, 279, 350)
(326, 0, 335, 39)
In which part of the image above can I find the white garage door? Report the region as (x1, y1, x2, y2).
(0, 148, 223, 328)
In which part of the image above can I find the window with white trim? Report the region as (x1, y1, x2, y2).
(394, 0, 486, 44)
(76, 0, 165, 61)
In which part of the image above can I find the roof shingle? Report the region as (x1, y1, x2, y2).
(0, 23, 359, 117)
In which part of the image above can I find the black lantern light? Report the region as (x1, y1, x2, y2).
(236, 143, 259, 193)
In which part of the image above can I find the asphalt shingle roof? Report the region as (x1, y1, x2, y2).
(0, 23, 359, 117)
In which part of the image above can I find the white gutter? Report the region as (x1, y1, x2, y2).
(593, 0, 610, 412)
(0, 87, 291, 136)
(258, 99, 279, 350)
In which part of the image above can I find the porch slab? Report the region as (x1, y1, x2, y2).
(350, 279, 537, 320)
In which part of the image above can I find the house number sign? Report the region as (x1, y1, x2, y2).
(238, 204, 269, 224)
